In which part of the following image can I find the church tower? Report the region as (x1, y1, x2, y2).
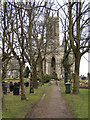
(43, 10, 75, 79)
(43, 10, 63, 79)
(46, 10, 59, 50)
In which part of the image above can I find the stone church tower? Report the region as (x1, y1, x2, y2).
(43, 11, 75, 79)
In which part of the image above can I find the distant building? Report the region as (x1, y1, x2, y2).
(6, 58, 20, 78)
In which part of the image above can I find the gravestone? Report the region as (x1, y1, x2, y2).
(30, 79, 34, 93)
(9, 82, 14, 92)
(17, 82, 20, 87)
(13, 83, 19, 95)
(2, 82, 7, 94)
(25, 82, 29, 87)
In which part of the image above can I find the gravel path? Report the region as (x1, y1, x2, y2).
(25, 81, 74, 118)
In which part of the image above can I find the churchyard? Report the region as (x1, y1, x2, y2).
(2, 82, 50, 118)
(2, 76, 89, 118)
(1, 0, 89, 119)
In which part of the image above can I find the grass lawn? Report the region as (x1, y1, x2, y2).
(59, 80, 88, 118)
(2, 84, 49, 118)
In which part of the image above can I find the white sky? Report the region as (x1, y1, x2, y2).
(80, 53, 88, 77)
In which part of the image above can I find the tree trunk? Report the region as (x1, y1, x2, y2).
(64, 67, 68, 84)
(29, 78, 34, 93)
(0, 65, 3, 111)
(41, 71, 44, 85)
(73, 54, 81, 94)
(2, 62, 8, 80)
(44, 58, 46, 74)
(38, 55, 44, 85)
(40, 63, 44, 86)
(32, 61, 38, 89)
(19, 64, 26, 100)
(88, 73, 90, 89)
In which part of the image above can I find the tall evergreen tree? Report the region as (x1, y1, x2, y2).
(62, 20, 72, 84)
(24, 66, 30, 78)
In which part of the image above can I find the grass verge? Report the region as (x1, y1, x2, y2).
(59, 80, 88, 118)
(2, 84, 49, 118)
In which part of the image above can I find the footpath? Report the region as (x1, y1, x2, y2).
(25, 81, 74, 118)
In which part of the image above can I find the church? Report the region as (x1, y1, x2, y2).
(42, 11, 75, 79)
(4, 11, 75, 80)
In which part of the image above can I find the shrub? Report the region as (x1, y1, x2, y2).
(44, 74, 51, 83)
(81, 76, 86, 80)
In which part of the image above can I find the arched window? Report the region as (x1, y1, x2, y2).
(51, 57, 55, 68)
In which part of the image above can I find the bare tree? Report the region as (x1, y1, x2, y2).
(1, 2, 12, 80)
(68, 1, 90, 93)
(1, 2, 27, 100)
(24, 1, 57, 88)
(57, 0, 90, 93)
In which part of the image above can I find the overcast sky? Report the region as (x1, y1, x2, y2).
(1, 0, 89, 76)
(80, 53, 88, 76)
